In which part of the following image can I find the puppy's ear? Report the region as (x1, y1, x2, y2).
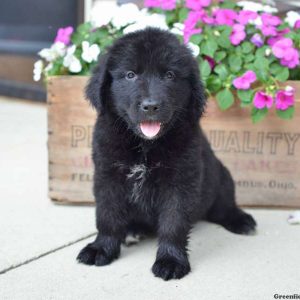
(190, 59, 207, 120)
(85, 53, 111, 114)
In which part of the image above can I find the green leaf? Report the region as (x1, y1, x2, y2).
(190, 34, 203, 45)
(214, 64, 229, 80)
(77, 22, 92, 34)
(217, 28, 232, 49)
(229, 55, 242, 73)
(270, 63, 290, 82)
(242, 42, 254, 54)
(216, 89, 235, 110)
(244, 54, 255, 63)
(206, 76, 222, 93)
(178, 8, 188, 23)
(254, 57, 269, 69)
(201, 39, 218, 57)
(200, 60, 211, 78)
(276, 107, 295, 120)
(214, 51, 227, 62)
(219, 0, 236, 9)
(251, 107, 268, 123)
(237, 90, 255, 103)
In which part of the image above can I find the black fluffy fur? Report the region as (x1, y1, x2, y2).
(77, 28, 257, 280)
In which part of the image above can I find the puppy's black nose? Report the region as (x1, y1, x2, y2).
(140, 99, 159, 114)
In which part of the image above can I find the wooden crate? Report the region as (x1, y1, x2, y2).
(47, 76, 300, 207)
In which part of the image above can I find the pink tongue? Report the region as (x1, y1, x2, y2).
(140, 122, 161, 138)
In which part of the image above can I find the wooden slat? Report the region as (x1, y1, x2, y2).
(47, 76, 300, 207)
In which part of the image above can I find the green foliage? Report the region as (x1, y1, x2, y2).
(37, 1, 299, 122)
(251, 108, 268, 123)
(216, 89, 235, 110)
(276, 107, 295, 120)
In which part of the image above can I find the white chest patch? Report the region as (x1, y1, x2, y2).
(127, 164, 147, 203)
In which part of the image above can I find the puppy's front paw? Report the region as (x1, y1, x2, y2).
(152, 257, 191, 281)
(77, 242, 119, 266)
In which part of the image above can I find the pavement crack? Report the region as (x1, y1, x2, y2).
(0, 232, 97, 275)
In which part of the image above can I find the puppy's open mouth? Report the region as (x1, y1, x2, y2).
(139, 121, 162, 139)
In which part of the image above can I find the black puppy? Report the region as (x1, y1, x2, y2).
(77, 28, 256, 280)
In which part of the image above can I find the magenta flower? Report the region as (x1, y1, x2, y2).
(258, 13, 281, 37)
(230, 24, 246, 45)
(272, 38, 300, 69)
(214, 9, 237, 26)
(295, 20, 300, 30)
(54, 26, 73, 45)
(144, 0, 160, 7)
(253, 91, 273, 109)
(204, 56, 216, 70)
(261, 13, 282, 27)
(233, 71, 257, 90)
(251, 33, 264, 47)
(280, 49, 300, 68)
(183, 10, 204, 43)
(275, 87, 295, 110)
(186, 0, 211, 11)
(237, 10, 258, 25)
(267, 28, 291, 46)
(161, 0, 176, 10)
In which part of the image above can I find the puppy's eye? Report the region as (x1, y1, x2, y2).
(165, 71, 175, 79)
(126, 71, 136, 80)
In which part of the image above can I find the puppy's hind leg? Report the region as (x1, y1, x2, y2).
(206, 164, 257, 235)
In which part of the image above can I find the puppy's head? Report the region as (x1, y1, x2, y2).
(86, 28, 205, 140)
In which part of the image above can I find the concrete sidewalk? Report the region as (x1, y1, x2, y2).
(0, 97, 299, 300)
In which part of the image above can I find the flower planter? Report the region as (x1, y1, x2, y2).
(47, 76, 300, 208)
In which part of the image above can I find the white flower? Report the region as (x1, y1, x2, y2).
(187, 42, 200, 57)
(285, 11, 300, 28)
(90, 1, 118, 27)
(123, 13, 168, 34)
(33, 60, 43, 81)
(63, 45, 82, 73)
(170, 23, 184, 36)
(237, 1, 264, 12)
(81, 41, 100, 63)
(237, 1, 277, 13)
(265, 48, 271, 56)
(262, 5, 278, 14)
(38, 42, 66, 62)
(111, 3, 141, 29)
(249, 16, 262, 27)
(285, 85, 295, 93)
(45, 63, 53, 72)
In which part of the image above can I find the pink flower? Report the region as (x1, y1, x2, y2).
(144, 0, 161, 8)
(258, 13, 281, 37)
(237, 10, 258, 25)
(54, 26, 73, 45)
(145, 0, 176, 9)
(251, 34, 264, 47)
(161, 0, 176, 10)
(183, 11, 204, 43)
(230, 24, 246, 45)
(295, 20, 300, 30)
(275, 87, 295, 110)
(272, 38, 300, 69)
(267, 28, 291, 46)
(233, 71, 257, 90)
(280, 49, 300, 68)
(253, 91, 273, 109)
(185, 0, 211, 10)
(261, 13, 281, 27)
(214, 9, 237, 26)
